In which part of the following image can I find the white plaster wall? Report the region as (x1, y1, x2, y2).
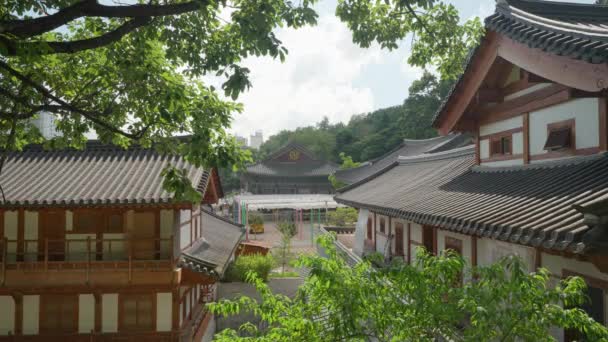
(482, 159, 525, 167)
(65, 210, 73, 231)
(24, 211, 38, 262)
(0, 296, 15, 335)
(4, 211, 18, 262)
(103, 233, 126, 260)
(156, 293, 172, 332)
(479, 139, 490, 160)
(542, 253, 608, 282)
(477, 238, 535, 271)
(353, 209, 369, 256)
(65, 233, 96, 261)
(512, 132, 524, 155)
(102, 294, 118, 333)
(409, 223, 423, 264)
(79, 294, 95, 333)
(479, 115, 523, 136)
(180, 209, 191, 249)
(22, 295, 39, 335)
(160, 209, 174, 259)
(529, 98, 600, 156)
(436, 230, 473, 264)
(504, 83, 552, 101)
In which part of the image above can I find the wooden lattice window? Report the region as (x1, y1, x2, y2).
(490, 135, 512, 156)
(445, 236, 463, 255)
(40, 294, 78, 333)
(120, 294, 154, 331)
(545, 119, 575, 151)
(379, 218, 386, 234)
(394, 223, 404, 256)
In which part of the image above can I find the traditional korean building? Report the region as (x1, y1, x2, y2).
(335, 0, 608, 340)
(0, 141, 244, 341)
(241, 142, 338, 194)
(332, 134, 472, 186)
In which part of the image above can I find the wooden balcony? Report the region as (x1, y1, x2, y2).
(0, 237, 176, 287)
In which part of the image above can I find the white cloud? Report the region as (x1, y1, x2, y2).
(218, 11, 395, 138)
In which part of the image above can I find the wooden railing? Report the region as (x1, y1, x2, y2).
(0, 236, 174, 277)
(0, 330, 180, 342)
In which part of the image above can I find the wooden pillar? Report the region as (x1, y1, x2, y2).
(94, 293, 102, 333)
(388, 217, 392, 257)
(13, 293, 22, 335)
(523, 112, 530, 164)
(155, 209, 161, 260)
(600, 97, 607, 151)
(471, 236, 478, 267)
(172, 288, 180, 331)
(406, 223, 411, 264)
(373, 212, 377, 251)
(474, 125, 481, 165)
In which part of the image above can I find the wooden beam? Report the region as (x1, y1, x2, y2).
(478, 84, 571, 125)
(436, 32, 500, 135)
(474, 125, 481, 165)
(497, 35, 608, 93)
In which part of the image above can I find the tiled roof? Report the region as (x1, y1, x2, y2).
(487, 0, 608, 64)
(0, 141, 209, 207)
(433, 0, 608, 128)
(245, 161, 338, 178)
(180, 210, 244, 277)
(333, 134, 472, 185)
(335, 147, 608, 254)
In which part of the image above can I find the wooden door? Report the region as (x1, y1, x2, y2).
(40, 210, 65, 261)
(394, 223, 404, 256)
(132, 212, 156, 260)
(366, 218, 372, 240)
(422, 226, 435, 255)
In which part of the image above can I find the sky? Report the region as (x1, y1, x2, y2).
(221, 0, 496, 140)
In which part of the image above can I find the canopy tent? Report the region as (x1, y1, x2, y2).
(231, 194, 343, 211)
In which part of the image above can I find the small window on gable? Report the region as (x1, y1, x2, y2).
(544, 121, 574, 151)
(490, 135, 512, 156)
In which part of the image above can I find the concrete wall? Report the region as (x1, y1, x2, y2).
(529, 98, 599, 157)
(0, 296, 15, 335)
(102, 294, 118, 333)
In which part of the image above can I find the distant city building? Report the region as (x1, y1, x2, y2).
(249, 130, 263, 149)
(30, 112, 60, 139)
(235, 135, 248, 146)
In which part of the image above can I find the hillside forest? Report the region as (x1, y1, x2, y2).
(220, 72, 454, 192)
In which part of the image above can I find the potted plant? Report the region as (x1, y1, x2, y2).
(249, 213, 265, 233)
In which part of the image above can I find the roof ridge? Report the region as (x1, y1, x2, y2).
(473, 152, 607, 173)
(397, 145, 475, 165)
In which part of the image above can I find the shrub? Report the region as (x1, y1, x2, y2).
(327, 207, 358, 226)
(277, 221, 296, 238)
(225, 254, 275, 282)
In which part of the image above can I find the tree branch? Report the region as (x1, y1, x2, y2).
(1, 17, 151, 56)
(1, 0, 209, 38)
(402, 2, 435, 40)
(0, 60, 145, 140)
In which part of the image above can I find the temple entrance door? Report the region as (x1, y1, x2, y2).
(132, 212, 156, 260)
(40, 210, 65, 261)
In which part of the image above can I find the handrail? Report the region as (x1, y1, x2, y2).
(2, 237, 173, 264)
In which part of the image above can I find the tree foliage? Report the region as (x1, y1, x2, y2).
(260, 71, 453, 167)
(210, 234, 608, 342)
(0, 0, 480, 200)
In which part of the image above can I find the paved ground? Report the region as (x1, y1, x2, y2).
(245, 220, 321, 255)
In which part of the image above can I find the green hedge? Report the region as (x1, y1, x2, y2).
(224, 254, 275, 282)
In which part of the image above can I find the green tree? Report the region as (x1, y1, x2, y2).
(210, 234, 608, 341)
(328, 152, 361, 189)
(1, 1, 485, 200)
(0, 0, 322, 200)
